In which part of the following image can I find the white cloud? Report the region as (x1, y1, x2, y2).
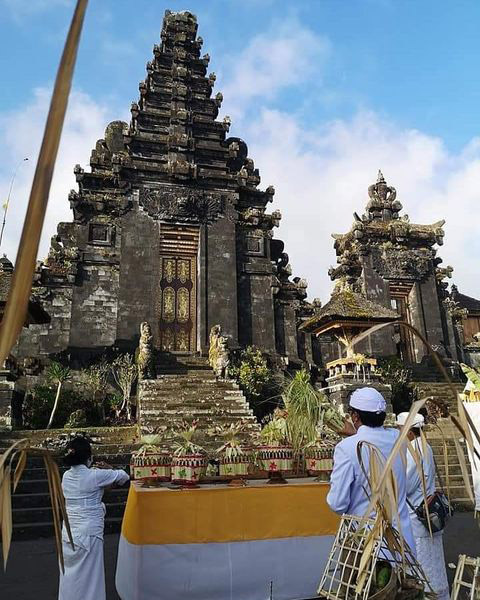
(219, 19, 331, 120)
(212, 21, 480, 302)
(0, 21, 478, 311)
(0, 87, 122, 262)
(241, 107, 480, 301)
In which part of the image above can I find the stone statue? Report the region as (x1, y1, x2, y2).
(208, 325, 230, 378)
(137, 322, 156, 380)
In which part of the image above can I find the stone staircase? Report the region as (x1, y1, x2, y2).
(416, 382, 475, 508)
(0, 426, 140, 540)
(415, 382, 465, 415)
(139, 354, 260, 450)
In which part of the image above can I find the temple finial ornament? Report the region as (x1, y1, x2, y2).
(366, 170, 401, 221)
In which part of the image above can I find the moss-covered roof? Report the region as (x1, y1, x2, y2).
(300, 288, 399, 333)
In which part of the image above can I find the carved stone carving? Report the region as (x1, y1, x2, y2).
(137, 322, 156, 380)
(138, 188, 225, 223)
(208, 325, 230, 378)
(371, 246, 432, 280)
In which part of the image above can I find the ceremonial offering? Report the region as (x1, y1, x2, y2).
(216, 423, 251, 477)
(171, 453, 207, 485)
(130, 450, 171, 481)
(130, 434, 171, 481)
(257, 445, 294, 474)
(171, 420, 206, 486)
(304, 439, 336, 480)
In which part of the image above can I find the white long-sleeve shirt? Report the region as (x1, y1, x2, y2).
(327, 425, 415, 554)
(405, 438, 436, 538)
(62, 464, 130, 539)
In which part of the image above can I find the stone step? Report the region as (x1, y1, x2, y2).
(140, 406, 255, 422)
(12, 488, 128, 509)
(13, 516, 123, 540)
(1, 426, 139, 442)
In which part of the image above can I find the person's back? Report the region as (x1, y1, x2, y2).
(59, 437, 129, 600)
(327, 388, 414, 554)
(396, 412, 450, 600)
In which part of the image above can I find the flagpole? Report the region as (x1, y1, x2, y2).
(0, 157, 29, 248)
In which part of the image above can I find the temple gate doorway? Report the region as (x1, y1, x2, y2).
(390, 283, 415, 363)
(158, 225, 199, 352)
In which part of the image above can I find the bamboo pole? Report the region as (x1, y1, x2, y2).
(0, 0, 88, 364)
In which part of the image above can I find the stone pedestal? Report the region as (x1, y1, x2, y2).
(323, 358, 392, 414)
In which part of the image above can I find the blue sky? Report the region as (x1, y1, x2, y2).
(0, 0, 479, 300)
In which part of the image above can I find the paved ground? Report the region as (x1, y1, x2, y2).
(1, 513, 479, 599)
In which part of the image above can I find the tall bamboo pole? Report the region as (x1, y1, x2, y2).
(0, 0, 88, 363)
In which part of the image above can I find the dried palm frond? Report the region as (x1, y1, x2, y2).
(0, 439, 73, 571)
(0, 0, 88, 365)
(172, 420, 205, 456)
(351, 319, 480, 502)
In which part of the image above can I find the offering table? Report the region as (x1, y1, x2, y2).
(116, 479, 339, 600)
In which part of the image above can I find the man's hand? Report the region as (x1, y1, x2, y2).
(338, 418, 356, 437)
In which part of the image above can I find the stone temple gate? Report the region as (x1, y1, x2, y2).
(4, 9, 478, 375)
(12, 10, 313, 366)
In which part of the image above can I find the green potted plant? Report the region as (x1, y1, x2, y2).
(258, 409, 294, 479)
(171, 420, 206, 486)
(216, 422, 251, 480)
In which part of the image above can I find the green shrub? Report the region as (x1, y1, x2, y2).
(22, 386, 101, 429)
(377, 357, 417, 414)
(229, 347, 279, 419)
(65, 409, 88, 429)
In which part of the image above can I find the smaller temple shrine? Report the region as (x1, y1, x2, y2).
(301, 282, 398, 408)
(326, 171, 465, 369)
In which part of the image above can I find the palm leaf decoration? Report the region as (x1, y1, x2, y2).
(0, 440, 73, 571)
(461, 363, 480, 393)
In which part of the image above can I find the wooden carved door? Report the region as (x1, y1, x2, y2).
(158, 226, 198, 352)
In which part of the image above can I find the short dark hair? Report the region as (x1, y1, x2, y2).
(64, 436, 92, 467)
(350, 408, 386, 428)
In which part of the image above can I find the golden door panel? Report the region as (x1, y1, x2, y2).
(158, 255, 196, 352)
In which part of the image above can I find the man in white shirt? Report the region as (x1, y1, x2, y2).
(396, 412, 449, 599)
(327, 387, 415, 554)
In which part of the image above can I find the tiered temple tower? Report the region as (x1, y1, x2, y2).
(326, 171, 462, 366)
(14, 10, 311, 366)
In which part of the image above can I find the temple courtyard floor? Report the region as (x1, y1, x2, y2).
(1, 512, 479, 599)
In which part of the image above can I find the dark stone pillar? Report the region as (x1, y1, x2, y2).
(247, 270, 276, 352)
(408, 283, 428, 362)
(274, 300, 299, 359)
(206, 217, 239, 348)
(419, 275, 444, 351)
(115, 202, 160, 347)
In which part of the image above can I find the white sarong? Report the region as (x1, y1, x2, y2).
(412, 518, 449, 600)
(59, 533, 105, 600)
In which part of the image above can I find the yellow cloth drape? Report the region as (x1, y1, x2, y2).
(122, 482, 339, 545)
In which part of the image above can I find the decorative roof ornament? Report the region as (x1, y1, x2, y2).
(366, 170, 402, 222)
